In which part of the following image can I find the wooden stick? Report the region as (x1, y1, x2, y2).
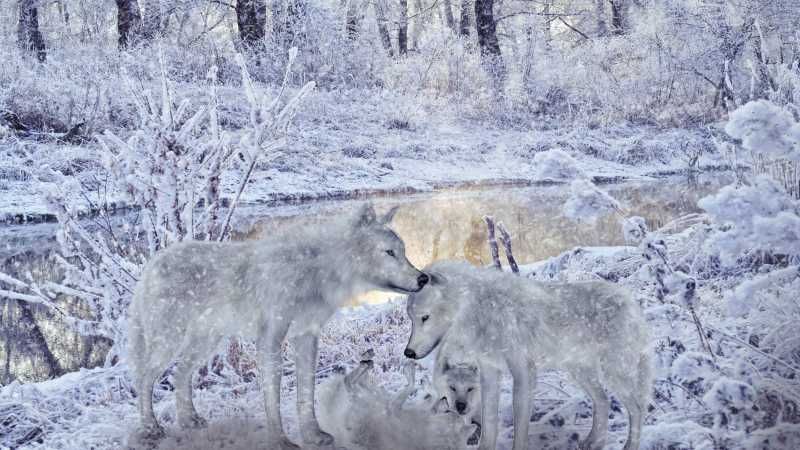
(496, 221, 519, 275)
(483, 216, 502, 271)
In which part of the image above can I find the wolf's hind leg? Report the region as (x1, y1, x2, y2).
(174, 343, 215, 429)
(575, 376, 609, 450)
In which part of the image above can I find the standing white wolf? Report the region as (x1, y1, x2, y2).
(404, 261, 651, 450)
(128, 204, 428, 448)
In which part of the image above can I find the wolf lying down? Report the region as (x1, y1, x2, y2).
(407, 261, 652, 450)
(317, 354, 477, 450)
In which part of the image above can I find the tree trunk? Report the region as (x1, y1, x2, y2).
(595, 0, 607, 36)
(345, 0, 360, 39)
(115, 0, 142, 47)
(285, 0, 307, 46)
(374, 0, 394, 56)
(398, 0, 409, 55)
(141, 0, 162, 40)
(475, 0, 503, 76)
(236, 0, 267, 46)
(459, 0, 471, 36)
(609, 0, 624, 35)
(411, 0, 424, 50)
(18, 0, 46, 62)
(441, 0, 456, 33)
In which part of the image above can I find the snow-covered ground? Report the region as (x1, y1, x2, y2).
(0, 87, 723, 223)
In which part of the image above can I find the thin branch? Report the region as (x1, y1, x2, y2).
(496, 222, 519, 274)
(483, 216, 502, 271)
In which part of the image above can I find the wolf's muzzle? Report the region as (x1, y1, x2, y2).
(404, 348, 417, 359)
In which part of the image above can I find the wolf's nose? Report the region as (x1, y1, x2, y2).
(417, 273, 430, 288)
(404, 348, 416, 359)
(456, 401, 467, 414)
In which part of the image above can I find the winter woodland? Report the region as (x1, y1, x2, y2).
(1, 0, 800, 448)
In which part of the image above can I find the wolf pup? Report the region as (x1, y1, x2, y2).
(434, 340, 482, 444)
(128, 204, 428, 448)
(405, 261, 651, 450)
(317, 354, 477, 450)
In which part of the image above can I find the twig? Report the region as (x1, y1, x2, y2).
(483, 216, 502, 271)
(496, 222, 519, 274)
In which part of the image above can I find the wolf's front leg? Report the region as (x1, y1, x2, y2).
(478, 363, 501, 450)
(258, 324, 299, 449)
(507, 358, 533, 450)
(294, 333, 334, 446)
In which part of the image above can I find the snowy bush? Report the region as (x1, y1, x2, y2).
(562, 179, 622, 224)
(0, 51, 314, 365)
(532, 148, 586, 181)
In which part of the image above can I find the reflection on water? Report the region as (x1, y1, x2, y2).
(244, 176, 727, 304)
(1, 175, 729, 381)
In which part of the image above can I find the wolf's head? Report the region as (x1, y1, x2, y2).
(404, 272, 456, 360)
(441, 362, 480, 416)
(350, 204, 428, 294)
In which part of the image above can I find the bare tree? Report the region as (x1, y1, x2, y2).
(17, 0, 46, 62)
(236, 0, 267, 46)
(374, 0, 394, 56)
(608, 0, 626, 35)
(475, 0, 503, 77)
(399, 0, 409, 55)
(595, 0, 607, 36)
(441, 0, 456, 32)
(115, 0, 142, 47)
(459, 0, 471, 36)
(140, 0, 162, 40)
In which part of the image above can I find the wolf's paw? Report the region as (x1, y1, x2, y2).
(303, 428, 334, 446)
(179, 413, 208, 429)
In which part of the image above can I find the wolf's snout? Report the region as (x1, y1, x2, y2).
(417, 273, 429, 288)
(456, 401, 467, 414)
(404, 348, 417, 359)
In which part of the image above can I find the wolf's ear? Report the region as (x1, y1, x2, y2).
(432, 396, 450, 414)
(354, 203, 377, 227)
(379, 206, 400, 225)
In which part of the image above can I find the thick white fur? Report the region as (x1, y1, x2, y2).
(317, 360, 476, 450)
(406, 261, 652, 450)
(128, 204, 426, 448)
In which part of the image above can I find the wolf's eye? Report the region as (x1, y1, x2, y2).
(385, 249, 396, 257)
(421, 314, 430, 323)
(450, 386, 456, 392)
(467, 388, 474, 393)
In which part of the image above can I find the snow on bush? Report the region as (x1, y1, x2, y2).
(725, 100, 800, 161)
(0, 51, 314, 365)
(698, 175, 799, 266)
(532, 148, 586, 181)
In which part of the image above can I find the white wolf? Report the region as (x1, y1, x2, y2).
(317, 355, 477, 450)
(128, 204, 428, 448)
(433, 341, 483, 445)
(404, 261, 652, 450)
